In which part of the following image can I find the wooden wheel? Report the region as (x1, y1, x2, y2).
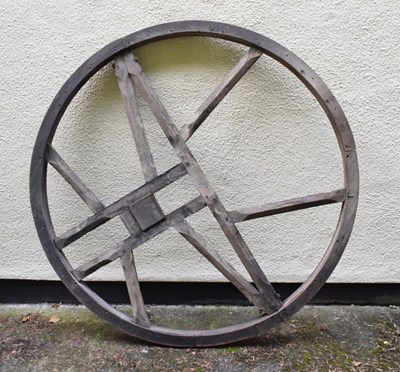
(30, 21, 358, 347)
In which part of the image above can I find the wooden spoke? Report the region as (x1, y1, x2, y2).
(54, 163, 187, 249)
(229, 189, 346, 223)
(175, 221, 277, 313)
(118, 211, 151, 326)
(115, 55, 158, 181)
(120, 252, 150, 326)
(124, 53, 282, 311)
(72, 195, 206, 281)
(46, 146, 104, 213)
(115, 54, 162, 326)
(180, 47, 263, 142)
(46, 146, 150, 326)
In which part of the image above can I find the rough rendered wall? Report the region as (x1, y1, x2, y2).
(1, 1, 399, 283)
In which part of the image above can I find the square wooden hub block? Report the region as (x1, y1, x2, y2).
(129, 194, 165, 231)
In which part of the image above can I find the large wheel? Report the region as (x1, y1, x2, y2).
(30, 21, 358, 347)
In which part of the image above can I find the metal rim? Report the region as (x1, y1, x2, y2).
(30, 20, 359, 347)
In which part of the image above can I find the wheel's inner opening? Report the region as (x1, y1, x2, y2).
(46, 35, 344, 330)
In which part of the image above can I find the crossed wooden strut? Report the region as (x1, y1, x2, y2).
(31, 21, 358, 346)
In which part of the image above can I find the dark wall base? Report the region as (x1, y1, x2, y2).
(1, 280, 399, 306)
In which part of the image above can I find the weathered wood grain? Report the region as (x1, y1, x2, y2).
(115, 55, 158, 180)
(46, 146, 150, 326)
(125, 54, 282, 312)
(54, 163, 187, 249)
(72, 195, 206, 281)
(46, 146, 104, 213)
(120, 252, 150, 326)
(118, 211, 151, 326)
(175, 221, 277, 313)
(180, 47, 263, 142)
(129, 194, 165, 230)
(229, 189, 345, 223)
(115, 55, 164, 325)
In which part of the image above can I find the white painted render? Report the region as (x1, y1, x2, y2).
(0, 1, 399, 283)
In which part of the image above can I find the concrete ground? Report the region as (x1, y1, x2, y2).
(0, 305, 399, 371)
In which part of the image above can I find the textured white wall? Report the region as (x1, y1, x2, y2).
(1, 1, 399, 283)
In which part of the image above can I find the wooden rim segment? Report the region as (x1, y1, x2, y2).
(30, 21, 358, 347)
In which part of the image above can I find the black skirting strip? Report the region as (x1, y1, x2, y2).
(0, 280, 399, 306)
